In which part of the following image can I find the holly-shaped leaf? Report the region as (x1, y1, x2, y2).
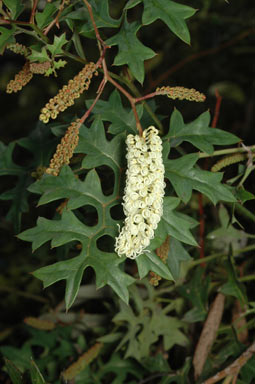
(2, 0, 24, 19)
(17, 121, 57, 167)
(178, 268, 210, 322)
(167, 238, 192, 280)
(35, 3, 58, 29)
(19, 215, 134, 309)
(0, 142, 26, 177)
(165, 154, 236, 204)
(0, 176, 30, 233)
(66, 0, 121, 36)
(86, 90, 143, 135)
(28, 47, 50, 63)
(106, 16, 156, 84)
(162, 197, 198, 246)
(75, 119, 126, 180)
(166, 109, 240, 154)
(47, 33, 68, 56)
(220, 254, 247, 304)
(136, 251, 174, 280)
(0, 26, 15, 54)
(19, 119, 135, 309)
(142, 0, 196, 44)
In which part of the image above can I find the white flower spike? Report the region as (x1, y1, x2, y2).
(115, 126, 165, 259)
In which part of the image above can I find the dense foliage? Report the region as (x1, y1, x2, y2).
(0, 0, 254, 383)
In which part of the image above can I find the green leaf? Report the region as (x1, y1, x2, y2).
(86, 90, 143, 135)
(167, 109, 240, 154)
(142, 0, 196, 44)
(106, 16, 156, 84)
(4, 359, 23, 384)
(30, 360, 46, 384)
(178, 268, 210, 322)
(35, 3, 58, 29)
(162, 197, 198, 246)
(2, 0, 24, 19)
(220, 254, 247, 303)
(125, 0, 142, 9)
(235, 188, 255, 204)
(165, 154, 236, 204)
(136, 251, 174, 280)
(75, 119, 125, 176)
(0, 345, 32, 372)
(17, 121, 57, 167)
(0, 26, 15, 54)
(47, 33, 68, 56)
(167, 238, 192, 280)
(28, 47, 50, 63)
(18, 118, 136, 309)
(67, 0, 121, 36)
(0, 141, 26, 176)
(0, 175, 30, 233)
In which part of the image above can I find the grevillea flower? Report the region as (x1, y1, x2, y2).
(115, 126, 165, 259)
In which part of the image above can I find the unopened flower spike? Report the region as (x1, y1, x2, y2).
(39, 62, 98, 123)
(46, 119, 81, 176)
(115, 126, 165, 259)
(156, 86, 206, 102)
(6, 62, 33, 94)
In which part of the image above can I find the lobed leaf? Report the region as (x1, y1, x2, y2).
(166, 109, 240, 154)
(142, 0, 196, 44)
(86, 90, 143, 135)
(106, 16, 156, 84)
(165, 154, 236, 204)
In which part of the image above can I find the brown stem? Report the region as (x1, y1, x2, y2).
(135, 91, 158, 103)
(211, 89, 222, 128)
(43, 0, 66, 35)
(30, 0, 38, 24)
(82, 0, 104, 52)
(82, 0, 143, 136)
(145, 28, 254, 93)
(202, 340, 255, 384)
(80, 78, 107, 124)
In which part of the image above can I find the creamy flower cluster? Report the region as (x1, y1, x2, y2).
(115, 126, 165, 259)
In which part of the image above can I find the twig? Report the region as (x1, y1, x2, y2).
(211, 89, 222, 128)
(198, 145, 255, 159)
(190, 244, 255, 267)
(30, 0, 38, 24)
(82, 0, 143, 136)
(80, 78, 107, 124)
(43, 0, 66, 35)
(202, 340, 255, 384)
(145, 28, 254, 93)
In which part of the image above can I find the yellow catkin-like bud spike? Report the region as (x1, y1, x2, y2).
(6, 62, 33, 93)
(30, 61, 51, 74)
(62, 343, 102, 380)
(156, 86, 206, 102)
(211, 153, 246, 172)
(150, 236, 170, 286)
(46, 119, 81, 176)
(39, 62, 98, 123)
(24, 317, 55, 330)
(7, 43, 30, 57)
